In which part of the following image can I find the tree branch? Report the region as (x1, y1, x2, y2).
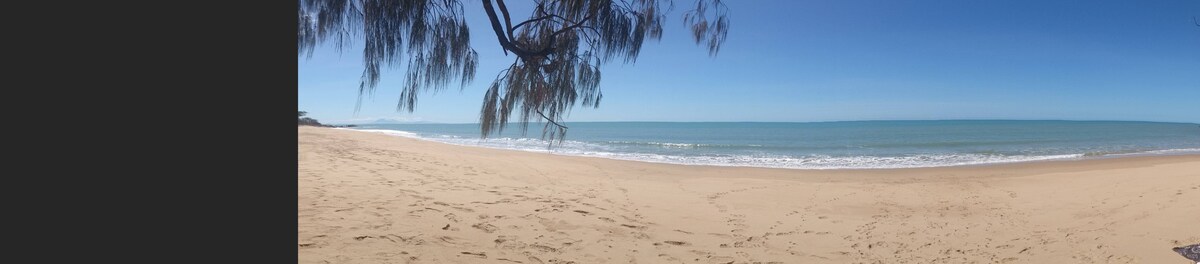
(537, 110, 569, 129)
(513, 14, 559, 30)
(525, 11, 598, 57)
(484, 1, 600, 60)
(484, 0, 569, 59)
(551, 12, 597, 39)
(481, 0, 513, 56)
(515, 4, 581, 30)
(496, 0, 516, 41)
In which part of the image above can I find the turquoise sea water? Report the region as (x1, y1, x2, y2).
(348, 120, 1200, 169)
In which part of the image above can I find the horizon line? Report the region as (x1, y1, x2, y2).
(332, 119, 1200, 125)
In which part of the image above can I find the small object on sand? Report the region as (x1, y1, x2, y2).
(442, 224, 451, 230)
(1173, 243, 1200, 263)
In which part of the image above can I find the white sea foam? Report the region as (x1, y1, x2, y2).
(354, 129, 421, 138)
(353, 129, 1088, 169)
(559, 152, 1085, 169)
(1093, 148, 1200, 158)
(605, 141, 762, 149)
(1139, 148, 1200, 155)
(351, 128, 1195, 169)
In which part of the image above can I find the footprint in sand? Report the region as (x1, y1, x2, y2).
(662, 240, 691, 246)
(460, 251, 487, 258)
(472, 223, 499, 233)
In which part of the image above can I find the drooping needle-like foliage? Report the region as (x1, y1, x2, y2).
(299, 0, 729, 142)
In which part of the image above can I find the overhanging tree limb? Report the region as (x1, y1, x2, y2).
(301, 0, 730, 142)
(513, 14, 561, 30)
(525, 11, 598, 58)
(496, 0, 517, 42)
(537, 110, 569, 130)
(482, 0, 513, 56)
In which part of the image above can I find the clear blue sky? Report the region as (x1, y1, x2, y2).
(299, 0, 1200, 124)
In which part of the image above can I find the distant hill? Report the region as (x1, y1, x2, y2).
(368, 118, 437, 124)
(322, 118, 438, 125)
(299, 111, 356, 128)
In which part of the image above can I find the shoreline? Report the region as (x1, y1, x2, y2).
(299, 126, 1200, 263)
(340, 127, 1200, 172)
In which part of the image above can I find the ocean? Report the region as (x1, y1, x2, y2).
(347, 120, 1200, 169)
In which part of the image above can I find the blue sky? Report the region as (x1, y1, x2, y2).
(299, 0, 1200, 124)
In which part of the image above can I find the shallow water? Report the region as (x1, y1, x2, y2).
(350, 120, 1200, 169)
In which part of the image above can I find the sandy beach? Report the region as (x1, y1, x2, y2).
(298, 126, 1200, 263)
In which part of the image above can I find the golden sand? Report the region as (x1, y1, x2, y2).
(298, 126, 1200, 263)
